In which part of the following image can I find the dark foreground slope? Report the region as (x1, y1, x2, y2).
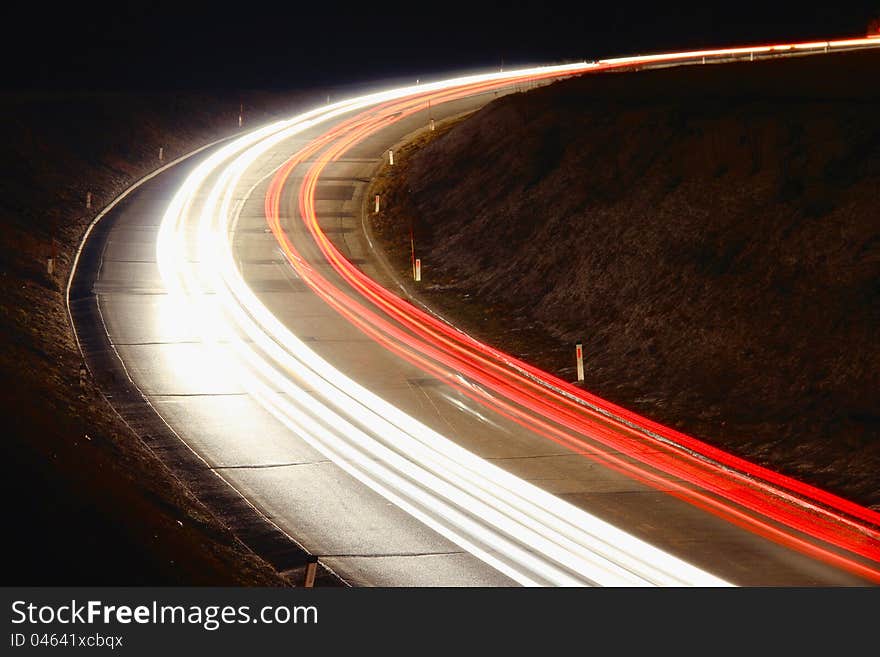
(372, 51, 880, 510)
(0, 91, 322, 584)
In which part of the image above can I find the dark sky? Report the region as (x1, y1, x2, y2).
(4, 1, 879, 90)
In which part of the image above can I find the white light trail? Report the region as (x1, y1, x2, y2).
(154, 41, 878, 586)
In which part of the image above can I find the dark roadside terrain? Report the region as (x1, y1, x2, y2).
(370, 50, 880, 511)
(0, 90, 333, 584)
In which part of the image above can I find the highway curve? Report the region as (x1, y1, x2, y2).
(72, 38, 880, 586)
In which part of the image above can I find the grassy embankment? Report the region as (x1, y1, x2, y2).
(369, 50, 880, 510)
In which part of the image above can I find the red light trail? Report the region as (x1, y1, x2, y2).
(262, 44, 880, 583)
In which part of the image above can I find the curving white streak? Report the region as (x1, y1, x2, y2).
(598, 36, 880, 64)
(154, 44, 878, 586)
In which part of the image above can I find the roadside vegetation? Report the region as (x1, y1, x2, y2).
(0, 90, 319, 584)
(369, 50, 880, 510)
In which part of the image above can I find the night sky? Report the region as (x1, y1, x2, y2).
(4, 1, 880, 90)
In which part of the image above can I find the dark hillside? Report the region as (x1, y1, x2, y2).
(372, 50, 880, 510)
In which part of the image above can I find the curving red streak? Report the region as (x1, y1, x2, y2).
(261, 45, 880, 583)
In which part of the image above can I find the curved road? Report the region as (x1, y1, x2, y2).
(72, 39, 880, 586)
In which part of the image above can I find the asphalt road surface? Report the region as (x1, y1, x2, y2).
(76, 42, 880, 586)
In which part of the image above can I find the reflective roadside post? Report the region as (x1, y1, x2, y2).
(304, 557, 318, 588)
(576, 342, 584, 382)
(47, 239, 57, 277)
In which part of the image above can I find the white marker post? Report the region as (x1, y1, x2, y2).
(47, 238, 57, 276)
(415, 258, 421, 282)
(374, 194, 380, 213)
(158, 147, 164, 162)
(86, 191, 92, 209)
(238, 102, 243, 128)
(304, 559, 318, 588)
(430, 118, 435, 131)
(576, 342, 584, 382)
(388, 149, 394, 166)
